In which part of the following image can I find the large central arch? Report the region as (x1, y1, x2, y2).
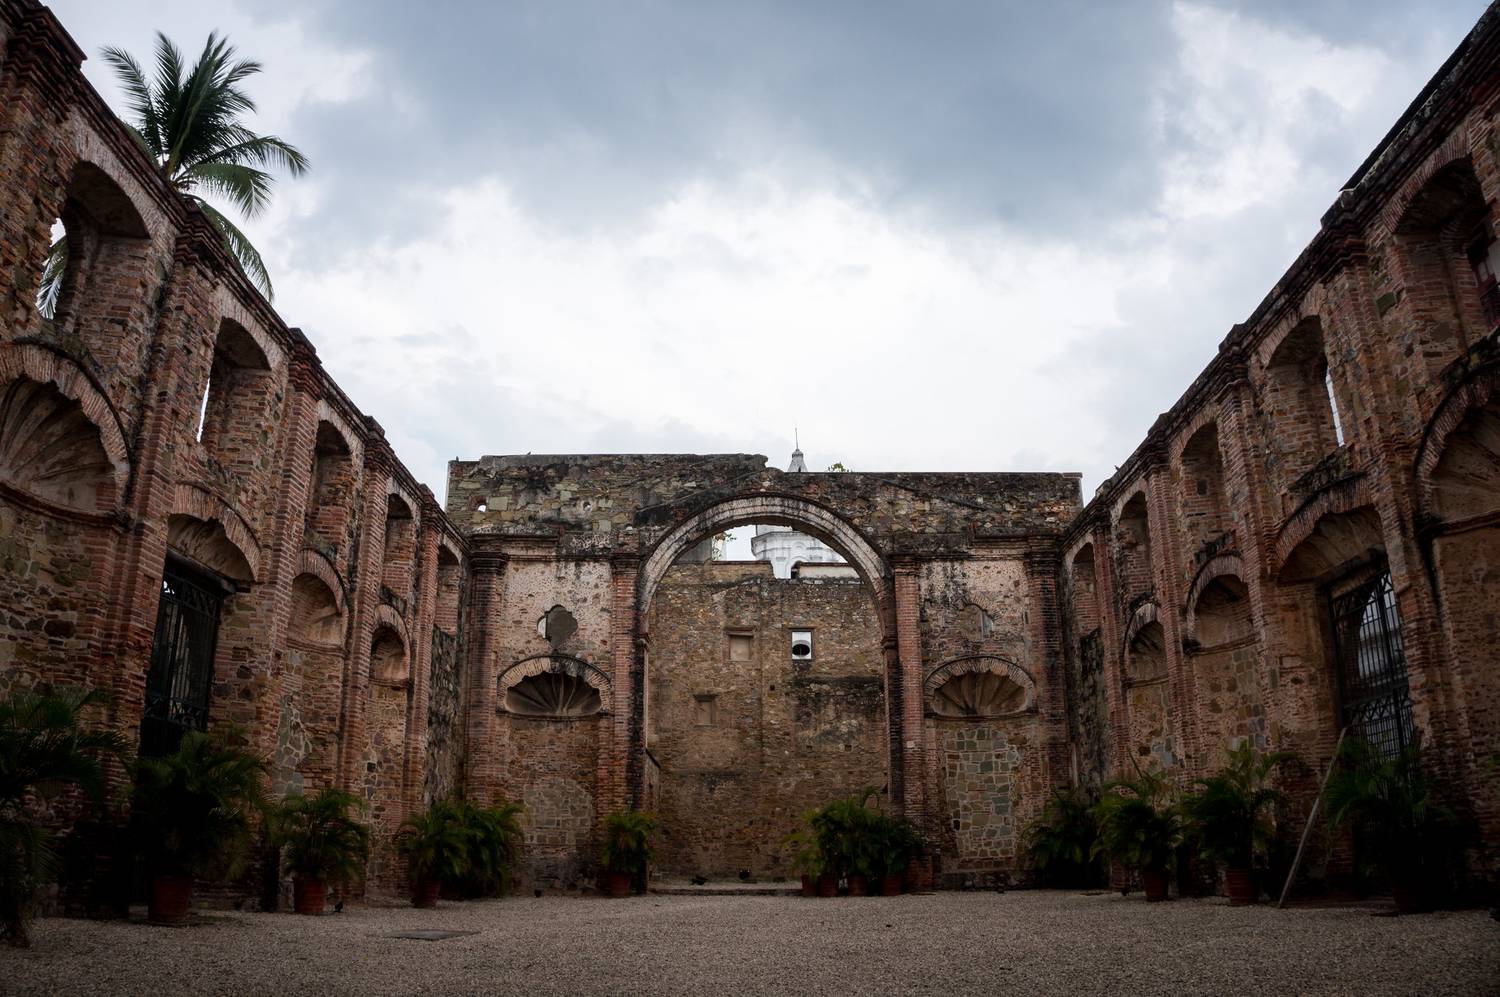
(629, 492, 909, 841)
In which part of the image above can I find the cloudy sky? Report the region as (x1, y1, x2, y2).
(54, 0, 1486, 507)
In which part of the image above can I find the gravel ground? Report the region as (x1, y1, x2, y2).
(12, 891, 1498, 996)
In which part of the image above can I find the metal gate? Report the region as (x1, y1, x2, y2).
(141, 564, 224, 756)
(1329, 571, 1414, 758)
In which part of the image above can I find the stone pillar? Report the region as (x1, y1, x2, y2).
(464, 547, 506, 801)
(405, 496, 442, 816)
(609, 554, 639, 815)
(337, 431, 392, 791)
(893, 561, 926, 826)
(264, 340, 321, 651)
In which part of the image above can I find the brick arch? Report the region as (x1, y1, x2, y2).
(1274, 475, 1378, 581)
(1379, 137, 1476, 235)
(638, 492, 891, 628)
(0, 343, 130, 491)
(1414, 362, 1500, 525)
(498, 653, 612, 698)
(1185, 552, 1245, 620)
(297, 548, 346, 616)
(923, 655, 1036, 717)
(168, 483, 261, 583)
(210, 288, 285, 372)
(1121, 600, 1161, 658)
(373, 602, 408, 647)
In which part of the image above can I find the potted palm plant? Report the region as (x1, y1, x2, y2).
(0, 686, 126, 947)
(872, 814, 921, 896)
(1324, 738, 1459, 914)
(1022, 787, 1105, 888)
(1092, 766, 1179, 901)
(600, 810, 657, 898)
(130, 729, 267, 924)
(397, 801, 471, 908)
(267, 788, 371, 914)
(455, 800, 525, 898)
(1180, 743, 1296, 904)
(809, 788, 883, 896)
(782, 817, 823, 897)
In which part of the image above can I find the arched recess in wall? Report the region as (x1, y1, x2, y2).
(1184, 554, 1252, 648)
(0, 374, 122, 513)
(1262, 317, 1344, 496)
(1114, 490, 1154, 600)
(197, 319, 273, 457)
(434, 543, 462, 636)
(1122, 601, 1175, 770)
(1392, 156, 1497, 366)
(499, 654, 610, 718)
(382, 491, 417, 604)
(924, 656, 1035, 719)
(1178, 420, 1231, 554)
(40, 161, 150, 325)
(306, 419, 356, 553)
(165, 513, 256, 587)
(638, 493, 892, 630)
(1184, 557, 1261, 762)
(288, 568, 344, 647)
(1414, 369, 1500, 796)
(1065, 542, 1100, 638)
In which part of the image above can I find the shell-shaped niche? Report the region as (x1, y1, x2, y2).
(0, 377, 114, 511)
(506, 672, 601, 717)
(930, 670, 1028, 718)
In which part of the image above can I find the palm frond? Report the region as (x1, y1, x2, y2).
(36, 235, 67, 319)
(99, 45, 163, 159)
(186, 134, 309, 178)
(192, 197, 274, 300)
(185, 161, 275, 217)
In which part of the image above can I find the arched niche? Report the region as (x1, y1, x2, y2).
(371, 625, 409, 687)
(197, 318, 273, 453)
(382, 491, 417, 599)
(499, 654, 610, 718)
(1393, 156, 1495, 356)
(1114, 490, 1154, 598)
(289, 572, 344, 647)
(1263, 316, 1344, 493)
(1277, 506, 1386, 585)
(44, 161, 151, 327)
(924, 657, 1035, 719)
(306, 419, 356, 549)
(1178, 420, 1230, 546)
(166, 513, 255, 586)
(0, 375, 119, 512)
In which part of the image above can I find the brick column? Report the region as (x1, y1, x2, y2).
(463, 547, 506, 801)
(892, 561, 925, 825)
(264, 341, 321, 651)
(337, 431, 392, 791)
(1144, 461, 1192, 776)
(404, 495, 442, 814)
(1026, 539, 1070, 787)
(1090, 520, 1128, 778)
(608, 555, 639, 815)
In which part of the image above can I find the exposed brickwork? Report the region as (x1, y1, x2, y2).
(4, 0, 1500, 904)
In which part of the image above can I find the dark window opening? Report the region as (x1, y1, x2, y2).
(141, 561, 227, 756)
(1329, 571, 1414, 759)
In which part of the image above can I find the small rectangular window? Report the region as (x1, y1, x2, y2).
(693, 694, 718, 726)
(728, 632, 753, 661)
(790, 629, 813, 660)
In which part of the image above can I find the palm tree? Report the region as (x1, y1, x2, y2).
(38, 31, 308, 314)
(0, 686, 128, 947)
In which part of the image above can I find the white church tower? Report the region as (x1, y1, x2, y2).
(750, 443, 851, 579)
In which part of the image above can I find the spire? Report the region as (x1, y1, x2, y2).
(788, 428, 806, 473)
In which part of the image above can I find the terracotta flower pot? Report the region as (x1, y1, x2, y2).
(293, 875, 327, 915)
(1225, 867, 1256, 905)
(847, 874, 869, 897)
(905, 857, 932, 894)
(149, 874, 193, 925)
(879, 873, 903, 897)
(606, 871, 633, 898)
(411, 879, 440, 908)
(816, 873, 838, 898)
(1141, 867, 1169, 902)
(800, 874, 816, 897)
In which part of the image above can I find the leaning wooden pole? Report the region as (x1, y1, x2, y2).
(1278, 727, 1348, 909)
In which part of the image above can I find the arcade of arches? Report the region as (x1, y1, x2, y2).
(2, 0, 1500, 902)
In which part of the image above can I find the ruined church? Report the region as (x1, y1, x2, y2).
(1, 0, 1498, 895)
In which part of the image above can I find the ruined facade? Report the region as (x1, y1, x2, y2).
(2, 0, 1499, 902)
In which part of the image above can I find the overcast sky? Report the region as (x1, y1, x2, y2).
(53, 0, 1486, 506)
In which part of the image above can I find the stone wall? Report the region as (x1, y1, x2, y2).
(646, 561, 887, 878)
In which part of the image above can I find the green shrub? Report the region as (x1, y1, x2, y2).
(131, 728, 266, 881)
(267, 788, 371, 886)
(397, 800, 471, 886)
(0, 686, 126, 947)
(1022, 787, 1105, 887)
(600, 810, 658, 876)
(1092, 766, 1180, 874)
(1180, 743, 1297, 872)
(456, 800, 525, 897)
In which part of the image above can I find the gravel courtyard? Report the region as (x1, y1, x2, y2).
(12, 890, 1498, 996)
